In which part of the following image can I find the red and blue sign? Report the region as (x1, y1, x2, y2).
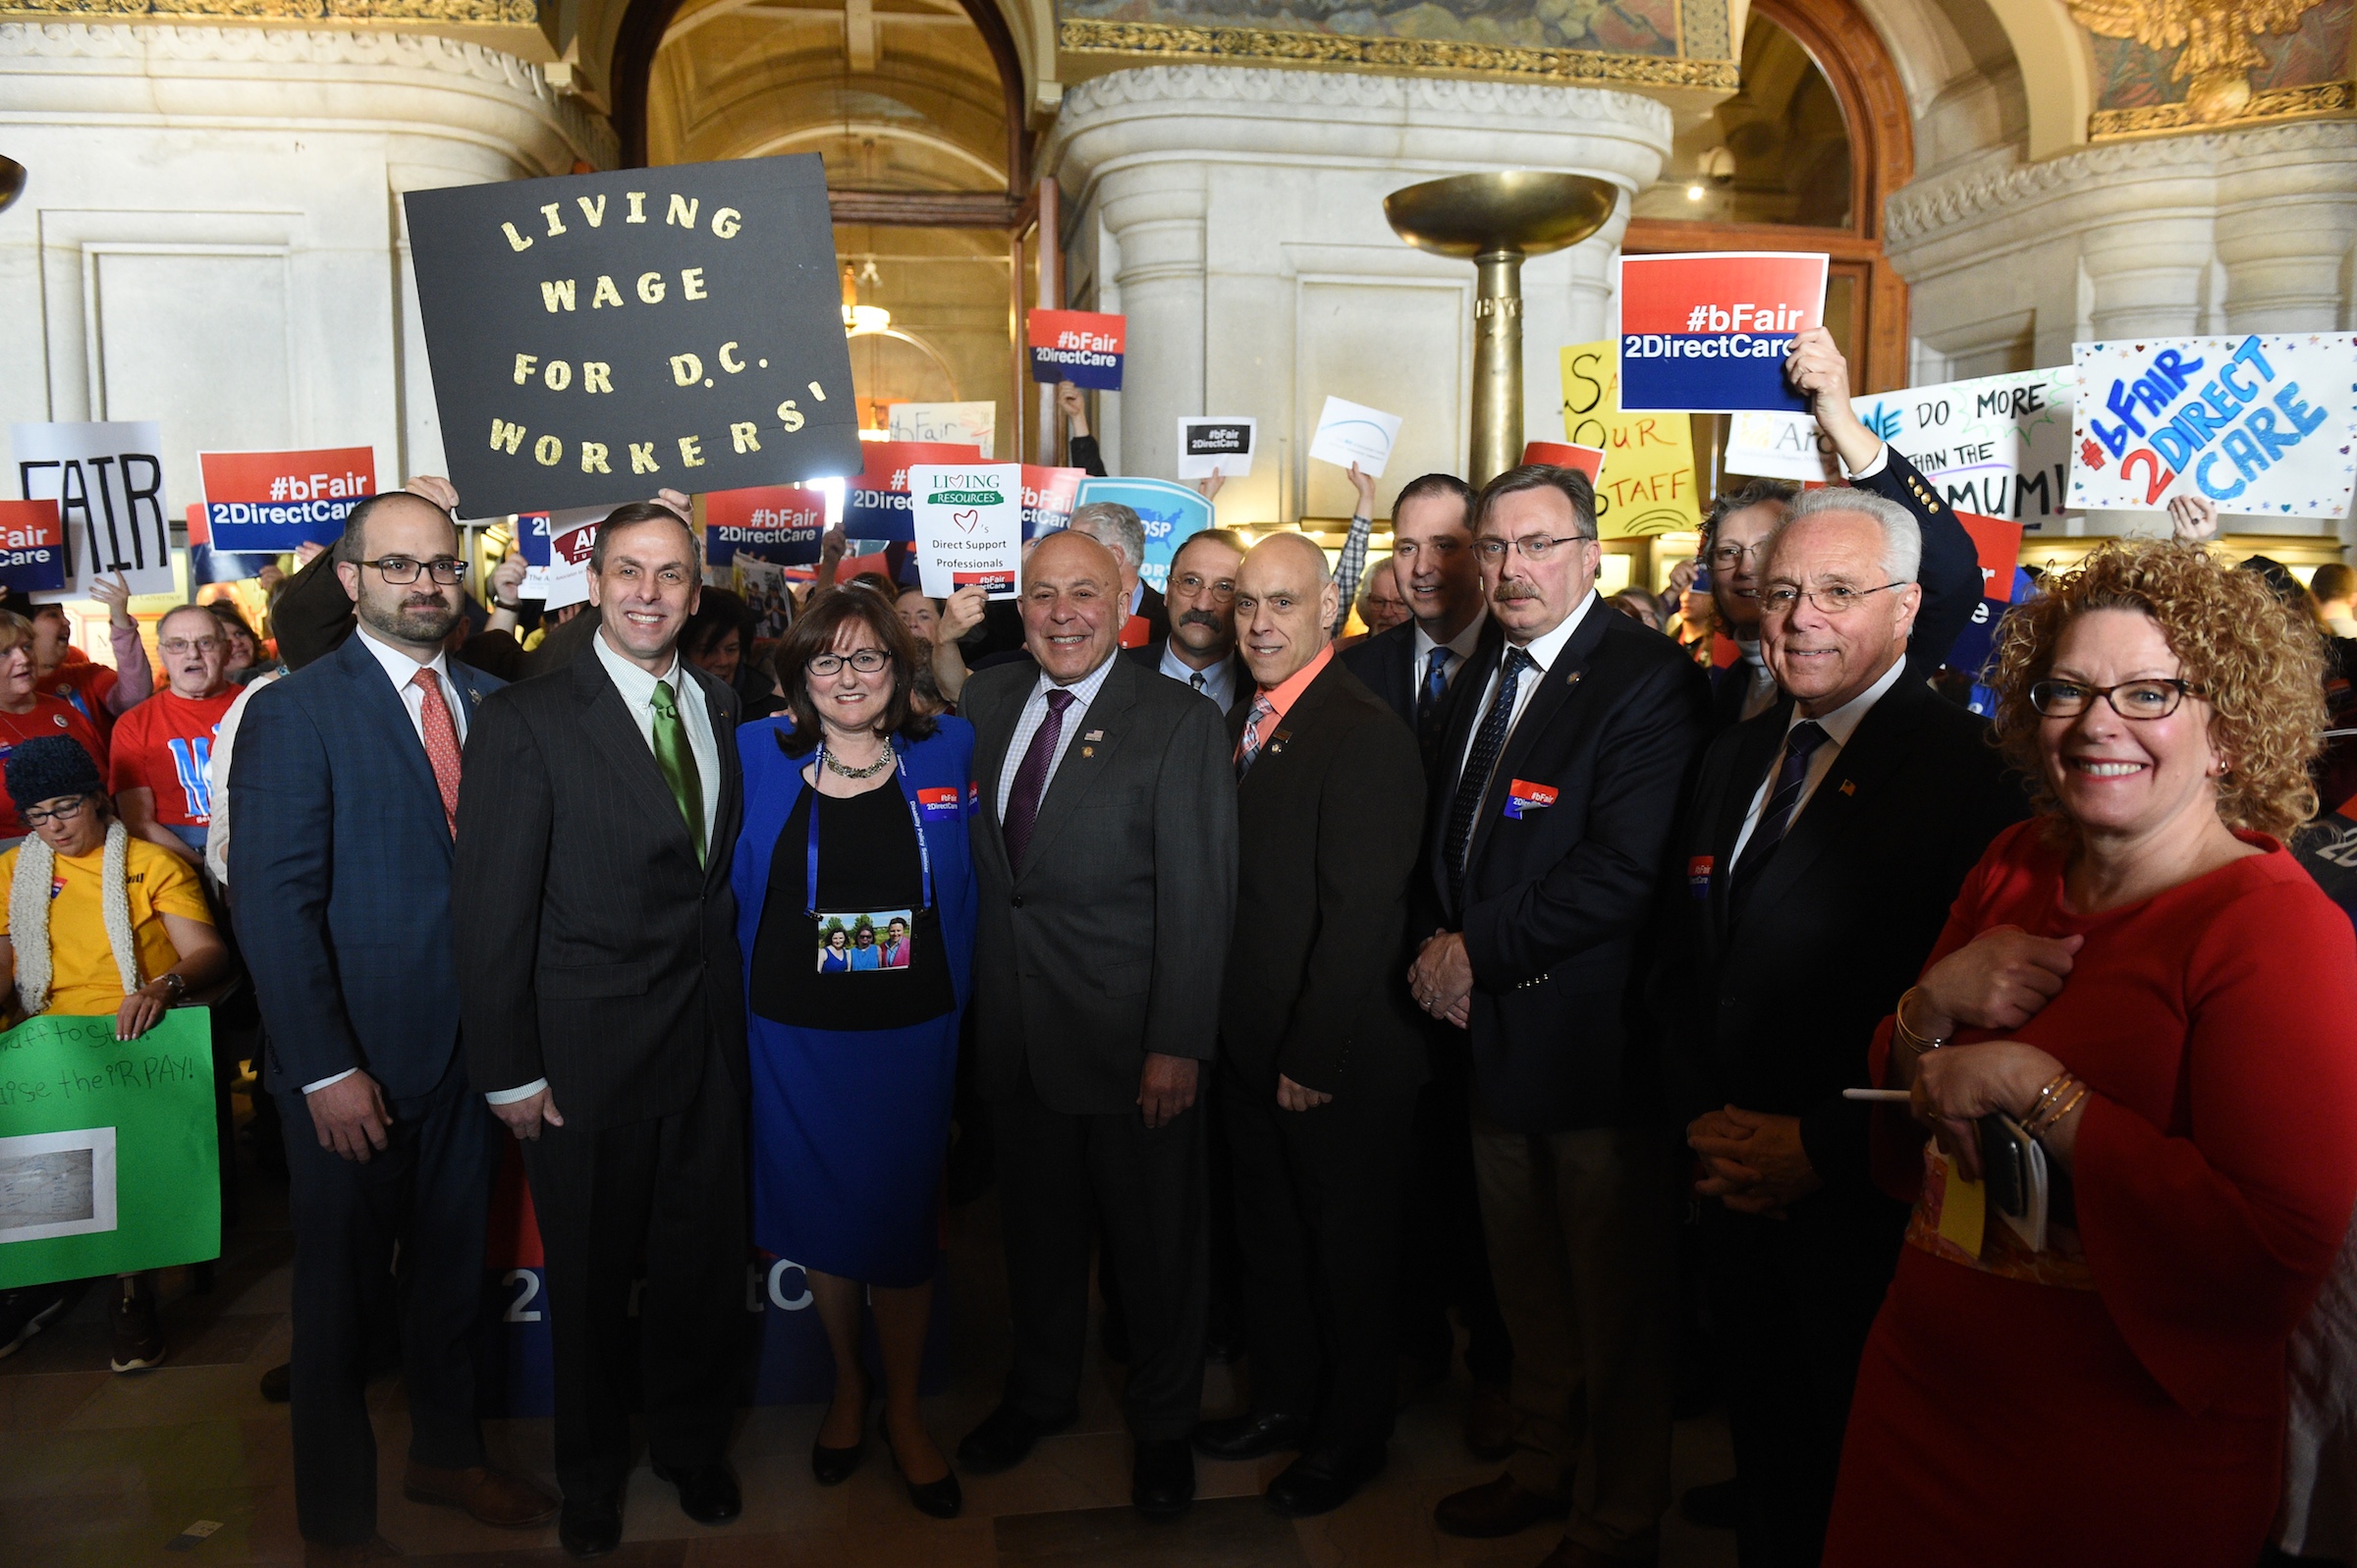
(1616, 253, 1829, 414)
(917, 785, 961, 822)
(198, 448, 377, 553)
(844, 441, 981, 542)
(1504, 778, 1559, 819)
(0, 501, 68, 595)
(705, 484, 826, 567)
(1026, 309, 1126, 391)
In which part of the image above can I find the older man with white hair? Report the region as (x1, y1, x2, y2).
(1650, 484, 2027, 1568)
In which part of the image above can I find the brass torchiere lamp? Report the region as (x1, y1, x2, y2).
(1384, 171, 1618, 489)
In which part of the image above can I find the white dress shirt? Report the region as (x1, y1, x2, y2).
(1729, 652, 1908, 866)
(1453, 590, 1598, 787)
(1412, 611, 1488, 705)
(996, 652, 1120, 822)
(1157, 638, 1239, 713)
(305, 628, 471, 1096)
(487, 632, 723, 1108)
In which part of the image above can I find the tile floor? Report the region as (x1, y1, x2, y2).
(0, 1138, 1739, 1567)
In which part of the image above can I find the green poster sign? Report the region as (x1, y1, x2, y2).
(0, 1009, 217, 1289)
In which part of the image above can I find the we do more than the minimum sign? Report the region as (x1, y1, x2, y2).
(404, 155, 864, 516)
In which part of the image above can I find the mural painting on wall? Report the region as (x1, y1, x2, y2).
(2072, 0, 2352, 133)
(1056, 0, 1738, 86)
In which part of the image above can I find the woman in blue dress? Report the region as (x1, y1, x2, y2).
(734, 587, 977, 1519)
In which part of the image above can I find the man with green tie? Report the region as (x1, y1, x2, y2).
(454, 501, 749, 1560)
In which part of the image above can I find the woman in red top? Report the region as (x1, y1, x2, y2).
(0, 612, 106, 843)
(1826, 541, 2357, 1567)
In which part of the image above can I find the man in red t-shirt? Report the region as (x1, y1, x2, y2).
(112, 605, 239, 862)
(11, 574, 154, 745)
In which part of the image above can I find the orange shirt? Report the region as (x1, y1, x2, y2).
(109, 688, 240, 829)
(0, 698, 105, 839)
(1235, 643, 1333, 760)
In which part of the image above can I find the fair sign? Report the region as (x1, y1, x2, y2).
(10, 420, 176, 600)
(704, 483, 824, 567)
(844, 440, 981, 541)
(1018, 465, 1082, 540)
(1026, 309, 1125, 391)
(2068, 334, 2357, 517)
(0, 500, 67, 594)
(1615, 252, 1829, 413)
(198, 447, 377, 552)
(909, 462, 1022, 598)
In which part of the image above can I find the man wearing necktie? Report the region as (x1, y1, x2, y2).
(957, 530, 1236, 1520)
(1410, 465, 1708, 1568)
(234, 489, 554, 1562)
(1192, 534, 1426, 1516)
(1652, 489, 2024, 1567)
(454, 503, 748, 1559)
(1123, 527, 1252, 719)
(1342, 472, 1491, 750)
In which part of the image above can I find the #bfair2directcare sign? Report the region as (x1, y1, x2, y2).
(1026, 309, 1125, 392)
(198, 448, 378, 553)
(2068, 334, 2357, 517)
(1616, 252, 1829, 414)
(403, 154, 864, 517)
(909, 464, 1022, 598)
(704, 485, 825, 568)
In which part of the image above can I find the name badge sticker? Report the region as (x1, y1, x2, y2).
(1503, 779, 1559, 820)
(1687, 854, 1714, 898)
(966, 780, 981, 815)
(918, 785, 961, 822)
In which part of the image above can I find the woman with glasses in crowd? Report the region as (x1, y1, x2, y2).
(0, 737, 229, 1373)
(1825, 540, 2357, 1566)
(731, 588, 977, 1520)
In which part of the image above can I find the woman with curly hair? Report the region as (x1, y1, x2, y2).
(1823, 540, 2357, 1567)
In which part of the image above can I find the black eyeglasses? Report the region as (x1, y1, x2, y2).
(23, 796, 90, 828)
(2029, 678, 2202, 721)
(808, 649, 890, 676)
(1707, 542, 1767, 569)
(1473, 534, 1596, 565)
(362, 556, 467, 585)
(1759, 581, 1909, 617)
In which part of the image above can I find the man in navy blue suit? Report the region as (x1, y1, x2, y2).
(234, 488, 557, 1564)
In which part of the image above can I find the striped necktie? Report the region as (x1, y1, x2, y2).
(1234, 695, 1275, 780)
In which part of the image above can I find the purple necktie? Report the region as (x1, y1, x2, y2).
(1002, 688, 1074, 875)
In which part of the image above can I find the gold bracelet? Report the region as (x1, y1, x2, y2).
(2025, 1081, 2088, 1140)
(2024, 1069, 2074, 1123)
(1894, 987, 1950, 1054)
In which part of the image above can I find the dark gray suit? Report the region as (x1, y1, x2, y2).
(963, 653, 1237, 1436)
(452, 641, 747, 1503)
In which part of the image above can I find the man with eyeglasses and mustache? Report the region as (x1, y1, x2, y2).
(233, 489, 553, 1564)
(1124, 528, 1252, 719)
(1651, 486, 2025, 1568)
(110, 603, 242, 863)
(1413, 464, 1708, 1568)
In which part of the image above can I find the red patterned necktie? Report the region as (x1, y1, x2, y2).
(411, 667, 463, 836)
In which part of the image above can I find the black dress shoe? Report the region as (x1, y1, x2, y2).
(1132, 1436, 1195, 1521)
(1266, 1447, 1386, 1518)
(557, 1495, 622, 1559)
(811, 1435, 862, 1486)
(1433, 1474, 1571, 1539)
(957, 1403, 1074, 1475)
(887, 1435, 963, 1520)
(1192, 1411, 1310, 1461)
(652, 1461, 740, 1525)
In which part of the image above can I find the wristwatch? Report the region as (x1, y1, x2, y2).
(157, 972, 187, 1001)
(495, 598, 522, 612)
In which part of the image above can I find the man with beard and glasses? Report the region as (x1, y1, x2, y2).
(234, 490, 554, 1564)
(1124, 528, 1251, 719)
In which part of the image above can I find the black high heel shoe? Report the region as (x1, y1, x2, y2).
(811, 1379, 869, 1485)
(887, 1423, 962, 1519)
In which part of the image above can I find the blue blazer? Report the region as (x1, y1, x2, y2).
(230, 632, 504, 1098)
(732, 716, 979, 1016)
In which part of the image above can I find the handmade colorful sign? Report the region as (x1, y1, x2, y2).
(888, 402, 995, 459)
(0, 1009, 217, 1290)
(1073, 476, 1214, 594)
(402, 154, 863, 515)
(9, 420, 175, 599)
(704, 484, 825, 567)
(2068, 334, 2357, 517)
(198, 448, 376, 553)
(1520, 441, 1607, 481)
(909, 462, 1022, 599)
(1026, 309, 1125, 391)
(1018, 464, 1082, 540)
(844, 441, 981, 542)
(1558, 341, 1704, 538)
(1616, 253, 1828, 413)
(0, 501, 69, 595)
(1307, 397, 1403, 478)
(1178, 417, 1256, 480)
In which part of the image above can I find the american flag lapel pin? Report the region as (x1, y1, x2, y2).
(1084, 730, 1104, 741)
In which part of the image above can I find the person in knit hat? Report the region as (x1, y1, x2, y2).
(0, 735, 228, 1374)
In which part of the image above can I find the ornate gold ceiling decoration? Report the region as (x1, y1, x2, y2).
(2069, 0, 2330, 124)
(1057, 18, 1740, 90)
(2092, 76, 2352, 136)
(0, 0, 531, 22)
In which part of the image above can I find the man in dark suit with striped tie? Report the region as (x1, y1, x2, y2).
(235, 489, 556, 1563)
(1340, 472, 1491, 748)
(1412, 464, 1709, 1568)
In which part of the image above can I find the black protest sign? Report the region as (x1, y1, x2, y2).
(403, 155, 862, 516)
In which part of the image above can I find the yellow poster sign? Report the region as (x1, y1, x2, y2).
(1559, 341, 1704, 538)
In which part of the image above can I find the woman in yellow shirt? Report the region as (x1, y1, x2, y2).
(0, 737, 227, 1371)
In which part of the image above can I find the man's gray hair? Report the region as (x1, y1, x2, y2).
(1777, 486, 1922, 584)
(1355, 555, 1395, 613)
(1069, 503, 1146, 572)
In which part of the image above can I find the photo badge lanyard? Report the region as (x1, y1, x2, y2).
(805, 736, 935, 919)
